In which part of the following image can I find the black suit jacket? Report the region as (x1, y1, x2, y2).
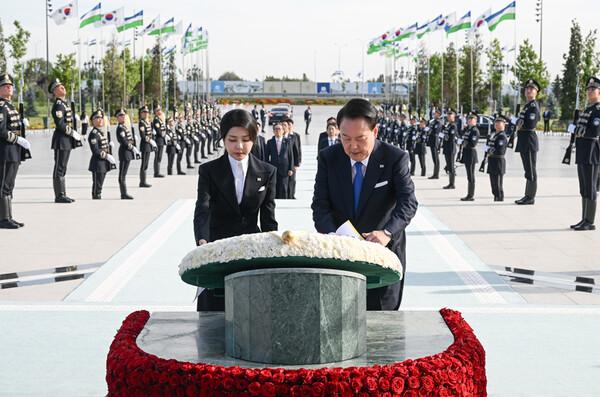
(193, 153, 278, 244)
(250, 135, 266, 161)
(317, 135, 340, 157)
(312, 140, 418, 268)
(265, 137, 294, 177)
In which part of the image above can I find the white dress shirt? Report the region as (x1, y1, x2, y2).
(228, 154, 249, 204)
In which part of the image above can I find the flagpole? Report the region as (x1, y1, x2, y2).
(441, 31, 444, 110)
(159, 30, 163, 107)
(514, 3, 518, 114)
(455, 34, 459, 112)
(142, 33, 145, 105)
(205, 32, 210, 101)
(45, 0, 50, 129)
(470, 34, 474, 112)
(78, 22, 82, 114)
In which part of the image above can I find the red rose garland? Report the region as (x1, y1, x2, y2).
(106, 308, 486, 396)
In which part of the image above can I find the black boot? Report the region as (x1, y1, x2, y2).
(154, 162, 164, 178)
(443, 172, 455, 189)
(0, 197, 19, 229)
(428, 164, 439, 179)
(54, 178, 73, 203)
(177, 162, 185, 175)
(7, 197, 24, 227)
(515, 180, 536, 205)
(574, 199, 596, 231)
(167, 167, 173, 176)
(120, 183, 133, 200)
(139, 171, 152, 188)
(461, 182, 475, 201)
(571, 197, 586, 229)
(421, 167, 426, 177)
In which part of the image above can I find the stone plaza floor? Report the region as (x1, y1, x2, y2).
(1, 105, 599, 395)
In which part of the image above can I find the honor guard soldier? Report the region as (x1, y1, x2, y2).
(115, 107, 139, 199)
(138, 105, 155, 188)
(442, 109, 458, 189)
(87, 109, 115, 199)
(570, 77, 600, 230)
(175, 115, 187, 175)
(485, 115, 508, 202)
(165, 116, 180, 175)
(514, 79, 541, 205)
(185, 114, 195, 169)
(459, 113, 480, 201)
(414, 118, 428, 177)
(198, 112, 208, 159)
(427, 109, 443, 179)
(0, 74, 31, 228)
(398, 114, 408, 149)
(193, 111, 202, 163)
(49, 78, 81, 203)
(404, 116, 417, 175)
(152, 106, 166, 178)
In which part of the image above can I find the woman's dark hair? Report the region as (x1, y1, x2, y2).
(220, 109, 258, 141)
(336, 98, 378, 130)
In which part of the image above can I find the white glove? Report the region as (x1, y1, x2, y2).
(438, 132, 446, 139)
(567, 124, 576, 133)
(165, 134, 171, 142)
(193, 136, 199, 142)
(457, 138, 464, 145)
(185, 138, 191, 145)
(132, 147, 140, 155)
(16, 136, 31, 150)
(424, 127, 430, 132)
(176, 144, 181, 151)
(149, 139, 157, 148)
(152, 129, 157, 135)
(72, 130, 82, 141)
(482, 145, 491, 151)
(22, 118, 30, 128)
(510, 117, 519, 124)
(106, 154, 116, 164)
(109, 141, 114, 148)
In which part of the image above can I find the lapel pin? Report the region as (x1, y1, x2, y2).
(380, 164, 384, 168)
(257, 177, 262, 182)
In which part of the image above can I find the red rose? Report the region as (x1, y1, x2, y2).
(338, 381, 352, 397)
(285, 371, 299, 384)
(408, 376, 420, 389)
(379, 377, 391, 392)
(350, 377, 363, 393)
(325, 381, 338, 394)
(390, 377, 404, 394)
(271, 372, 285, 384)
(170, 374, 181, 387)
(301, 385, 313, 397)
(417, 387, 429, 397)
(403, 390, 417, 397)
(275, 384, 290, 396)
(381, 365, 394, 378)
(235, 378, 248, 391)
(365, 377, 378, 392)
(259, 369, 273, 382)
(159, 372, 170, 384)
(245, 369, 258, 380)
(261, 382, 276, 397)
(437, 385, 450, 397)
(311, 382, 325, 397)
(222, 377, 235, 391)
(358, 393, 369, 397)
(421, 375, 434, 392)
(201, 374, 213, 388)
(393, 366, 409, 378)
(447, 369, 458, 384)
(248, 381, 261, 395)
(231, 367, 244, 378)
(290, 385, 301, 397)
(186, 384, 198, 397)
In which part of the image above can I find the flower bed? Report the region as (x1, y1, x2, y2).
(106, 308, 486, 396)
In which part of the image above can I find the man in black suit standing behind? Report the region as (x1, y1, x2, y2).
(304, 105, 312, 134)
(312, 99, 418, 310)
(265, 122, 294, 199)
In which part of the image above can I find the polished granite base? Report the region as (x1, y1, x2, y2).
(137, 311, 454, 369)
(224, 268, 366, 365)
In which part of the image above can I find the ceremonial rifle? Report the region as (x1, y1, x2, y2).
(71, 101, 83, 148)
(18, 103, 32, 161)
(507, 103, 521, 149)
(105, 114, 117, 170)
(562, 108, 581, 165)
(478, 133, 491, 173)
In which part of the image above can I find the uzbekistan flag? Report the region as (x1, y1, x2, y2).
(486, 1, 516, 32)
(154, 17, 175, 35)
(468, 9, 491, 37)
(50, 1, 78, 26)
(446, 11, 471, 35)
(117, 10, 143, 33)
(80, 3, 101, 29)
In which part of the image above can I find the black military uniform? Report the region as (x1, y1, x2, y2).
(286, 120, 302, 199)
(193, 112, 202, 163)
(486, 116, 508, 201)
(515, 79, 541, 205)
(49, 78, 79, 203)
(0, 74, 28, 228)
(427, 110, 443, 179)
(115, 107, 136, 199)
(442, 110, 458, 189)
(459, 113, 480, 201)
(398, 115, 408, 149)
(571, 77, 600, 231)
(185, 116, 195, 169)
(405, 118, 417, 175)
(152, 107, 166, 178)
(87, 109, 113, 199)
(414, 119, 428, 177)
(138, 105, 153, 188)
(165, 117, 180, 175)
(176, 118, 187, 175)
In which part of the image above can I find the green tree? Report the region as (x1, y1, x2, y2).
(0, 19, 7, 73)
(551, 74, 561, 106)
(143, 40, 162, 105)
(511, 38, 550, 106)
(121, 47, 140, 106)
(51, 53, 77, 100)
(442, 42, 458, 110)
(218, 71, 242, 81)
(6, 21, 31, 97)
(546, 92, 559, 119)
(486, 39, 504, 112)
(559, 20, 583, 119)
(102, 43, 125, 110)
(458, 35, 484, 113)
(24, 87, 38, 117)
(579, 29, 599, 105)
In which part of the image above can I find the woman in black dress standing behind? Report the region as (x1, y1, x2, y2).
(193, 109, 278, 310)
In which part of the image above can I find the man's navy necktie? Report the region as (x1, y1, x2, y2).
(354, 162, 363, 215)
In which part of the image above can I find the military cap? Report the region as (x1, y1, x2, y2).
(139, 105, 149, 115)
(447, 109, 456, 116)
(410, 115, 418, 122)
(434, 109, 442, 115)
(467, 112, 478, 120)
(154, 105, 162, 112)
(0, 74, 14, 87)
(399, 113, 406, 118)
(586, 76, 600, 90)
(494, 114, 508, 123)
(91, 109, 104, 120)
(419, 118, 428, 123)
(523, 79, 541, 92)
(114, 107, 127, 117)
(48, 78, 63, 94)
(167, 117, 173, 122)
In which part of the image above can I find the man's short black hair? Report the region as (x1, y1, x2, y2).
(336, 98, 378, 130)
(220, 109, 258, 141)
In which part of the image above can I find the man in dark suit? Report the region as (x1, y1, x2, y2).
(312, 98, 418, 310)
(318, 116, 338, 144)
(259, 105, 267, 133)
(304, 106, 312, 134)
(317, 121, 340, 158)
(543, 108, 550, 133)
(250, 122, 266, 161)
(265, 122, 294, 199)
(251, 105, 259, 122)
(284, 118, 302, 199)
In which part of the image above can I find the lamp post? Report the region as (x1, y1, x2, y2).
(45, 0, 52, 129)
(84, 56, 102, 111)
(535, 0, 544, 61)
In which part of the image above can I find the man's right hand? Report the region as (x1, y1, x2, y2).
(198, 239, 207, 246)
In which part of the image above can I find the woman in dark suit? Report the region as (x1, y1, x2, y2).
(193, 109, 278, 310)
